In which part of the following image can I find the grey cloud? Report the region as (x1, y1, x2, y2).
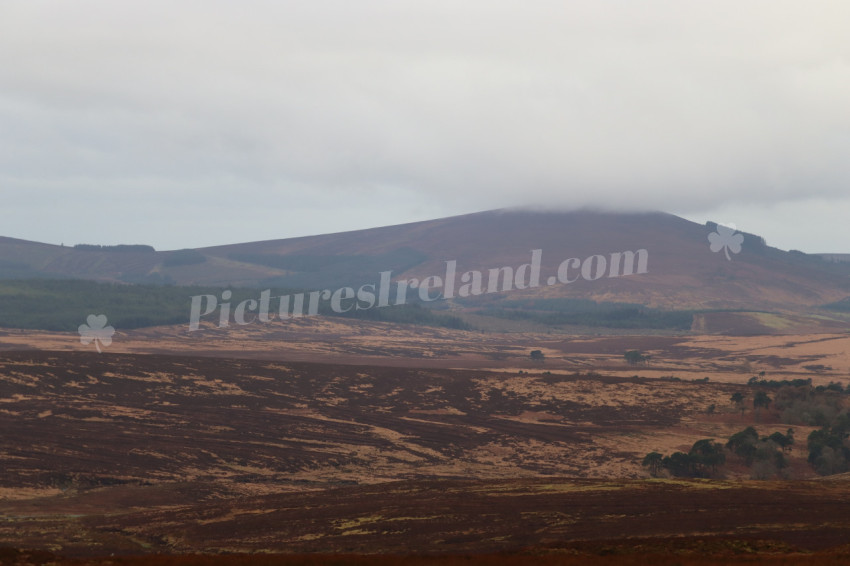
(1, 1, 848, 247)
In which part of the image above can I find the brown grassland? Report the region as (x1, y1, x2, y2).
(2, 319, 850, 563)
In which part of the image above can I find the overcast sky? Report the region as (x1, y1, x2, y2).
(2, 1, 849, 252)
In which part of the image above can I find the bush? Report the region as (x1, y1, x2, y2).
(656, 440, 725, 478)
(808, 427, 850, 475)
(726, 427, 759, 465)
(725, 426, 792, 479)
(624, 350, 649, 364)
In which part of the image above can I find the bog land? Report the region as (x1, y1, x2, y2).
(2, 320, 850, 563)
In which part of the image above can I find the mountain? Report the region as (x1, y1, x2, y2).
(1, 209, 849, 317)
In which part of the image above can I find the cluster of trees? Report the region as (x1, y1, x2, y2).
(726, 426, 793, 479)
(649, 380, 850, 479)
(624, 350, 650, 365)
(0, 279, 471, 332)
(642, 439, 726, 478)
(0, 279, 194, 330)
(778, 384, 850, 475)
(747, 376, 813, 389)
(643, 427, 794, 480)
(807, 421, 850, 475)
(728, 381, 850, 477)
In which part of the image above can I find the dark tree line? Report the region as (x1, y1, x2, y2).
(644, 427, 795, 480)
(642, 439, 726, 479)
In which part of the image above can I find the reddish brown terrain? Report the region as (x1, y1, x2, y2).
(2, 321, 850, 563)
(3, 315, 850, 383)
(2, 209, 850, 563)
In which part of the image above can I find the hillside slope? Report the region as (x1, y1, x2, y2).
(2, 209, 848, 313)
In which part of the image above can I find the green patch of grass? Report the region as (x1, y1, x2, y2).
(0, 279, 469, 332)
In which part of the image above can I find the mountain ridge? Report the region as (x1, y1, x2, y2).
(2, 209, 848, 316)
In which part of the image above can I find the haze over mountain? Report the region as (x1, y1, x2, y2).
(1, 209, 848, 318)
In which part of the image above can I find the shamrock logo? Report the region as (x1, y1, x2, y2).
(78, 314, 115, 353)
(708, 223, 744, 261)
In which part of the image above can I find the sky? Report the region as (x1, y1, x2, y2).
(1, 1, 849, 253)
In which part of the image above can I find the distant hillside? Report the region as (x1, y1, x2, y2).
(2, 210, 849, 321)
(819, 253, 850, 264)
